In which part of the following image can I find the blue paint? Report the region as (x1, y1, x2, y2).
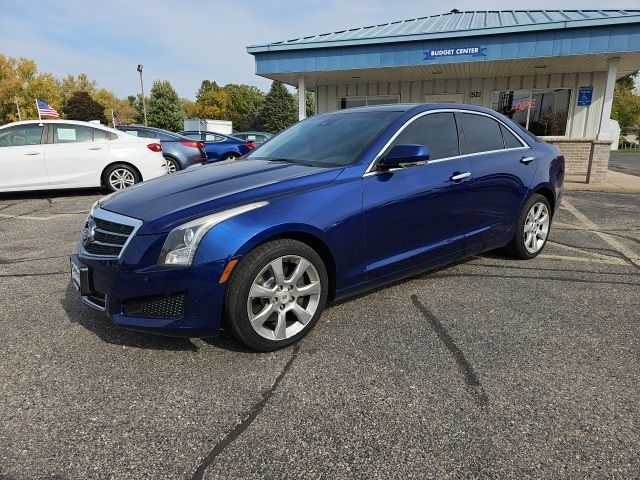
(577, 86, 593, 106)
(252, 23, 640, 77)
(74, 103, 564, 339)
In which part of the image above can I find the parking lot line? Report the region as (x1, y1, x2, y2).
(561, 200, 640, 268)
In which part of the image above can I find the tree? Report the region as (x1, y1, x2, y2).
(147, 80, 184, 131)
(196, 80, 220, 101)
(612, 71, 640, 133)
(0, 54, 61, 123)
(65, 91, 107, 123)
(257, 81, 297, 133)
(127, 94, 146, 124)
(224, 84, 265, 131)
(59, 73, 97, 106)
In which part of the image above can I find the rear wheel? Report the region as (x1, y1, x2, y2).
(164, 156, 181, 173)
(504, 193, 551, 259)
(224, 239, 328, 351)
(103, 163, 140, 193)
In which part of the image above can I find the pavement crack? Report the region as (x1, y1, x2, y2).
(430, 271, 639, 287)
(190, 344, 301, 480)
(411, 295, 489, 407)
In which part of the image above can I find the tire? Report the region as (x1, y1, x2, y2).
(221, 153, 239, 161)
(224, 239, 329, 351)
(164, 156, 181, 173)
(102, 163, 140, 193)
(504, 193, 552, 259)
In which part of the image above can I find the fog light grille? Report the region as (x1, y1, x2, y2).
(122, 293, 186, 319)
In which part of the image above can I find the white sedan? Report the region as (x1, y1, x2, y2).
(0, 120, 168, 193)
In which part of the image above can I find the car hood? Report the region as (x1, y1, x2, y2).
(100, 159, 343, 234)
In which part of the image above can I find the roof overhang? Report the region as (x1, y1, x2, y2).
(257, 53, 640, 89)
(250, 21, 640, 88)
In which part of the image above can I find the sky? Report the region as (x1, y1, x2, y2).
(1, 0, 639, 100)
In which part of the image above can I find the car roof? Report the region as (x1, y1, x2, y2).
(0, 119, 120, 133)
(119, 125, 190, 139)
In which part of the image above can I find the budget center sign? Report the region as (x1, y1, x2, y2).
(424, 46, 487, 60)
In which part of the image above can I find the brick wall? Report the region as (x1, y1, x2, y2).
(542, 137, 612, 183)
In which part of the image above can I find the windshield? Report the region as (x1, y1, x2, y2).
(247, 110, 402, 167)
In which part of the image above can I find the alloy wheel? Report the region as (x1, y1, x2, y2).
(523, 202, 550, 254)
(108, 168, 135, 190)
(247, 255, 321, 341)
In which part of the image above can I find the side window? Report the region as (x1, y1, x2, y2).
(53, 125, 94, 143)
(500, 124, 523, 149)
(0, 125, 44, 147)
(391, 112, 459, 160)
(205, 134, 223, 142)
(93, 129, 114, 141)
(460, 114, 504, 154)
(184, 133, 203, 140)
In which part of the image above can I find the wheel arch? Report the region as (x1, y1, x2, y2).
(531, 185, 556, 217)
(238, 228, 338, 302)
(101, 161, 143, 184)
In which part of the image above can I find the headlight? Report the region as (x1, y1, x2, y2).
(158, 202, 268, 267)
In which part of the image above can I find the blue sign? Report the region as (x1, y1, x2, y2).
(423, 46, 486, 60)
(577, 86, 593, 106)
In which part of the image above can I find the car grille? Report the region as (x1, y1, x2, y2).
(81, 210, 140, 259)
(122, 293, 187, 319)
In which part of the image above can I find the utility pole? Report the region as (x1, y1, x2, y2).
(137, 64, 148, 126)
(15, 97, 21, 121)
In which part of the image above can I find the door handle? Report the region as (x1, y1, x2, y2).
(88, 147, 102, 150)
(520, 156, 535, 164)
(25, 152, 40, 156)
(450, 172, 471, 182)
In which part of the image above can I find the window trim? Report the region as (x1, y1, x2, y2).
(363, 109, 530, 177)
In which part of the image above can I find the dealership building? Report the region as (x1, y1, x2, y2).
(248, 9, 640, 183)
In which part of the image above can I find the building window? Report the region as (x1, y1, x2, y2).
(339, 95, 399, 109)
(491, 89, 571, 136)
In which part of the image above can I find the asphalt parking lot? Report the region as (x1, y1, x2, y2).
(0, 189, 638, 479)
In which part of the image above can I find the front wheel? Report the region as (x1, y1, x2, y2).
(103, 163, 140, 193)
(224, 239, 329, 351)
(504, 193, 552, 259)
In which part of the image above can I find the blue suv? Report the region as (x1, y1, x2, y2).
(71, 104, 564, 351)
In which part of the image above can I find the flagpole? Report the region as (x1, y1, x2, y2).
(35, 99, 41, 121)
(112, 109, 115, 127)
(15, 97, 21, 121)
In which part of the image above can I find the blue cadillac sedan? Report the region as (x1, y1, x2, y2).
(71, 103, 564, 351)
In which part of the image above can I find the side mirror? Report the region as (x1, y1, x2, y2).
(377, 144, 430, 170)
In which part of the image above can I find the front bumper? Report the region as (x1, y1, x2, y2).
(72, 248, 228, 337)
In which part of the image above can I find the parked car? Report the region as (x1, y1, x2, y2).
(0, 120, 167, 193)
(116, 125, 207, 173)
(179, 130, 254, 162)
(232, 131, 273, 145)
(71, 103, 564, 351)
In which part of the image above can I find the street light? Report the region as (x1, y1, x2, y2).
(137, 64, 148, 126)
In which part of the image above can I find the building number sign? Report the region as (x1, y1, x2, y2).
(470, 91, 482, 98)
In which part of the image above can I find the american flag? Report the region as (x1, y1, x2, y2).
(36, 100, 59, 118)
(198, 118, 206, 133)
(112, 110, 121, 126)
